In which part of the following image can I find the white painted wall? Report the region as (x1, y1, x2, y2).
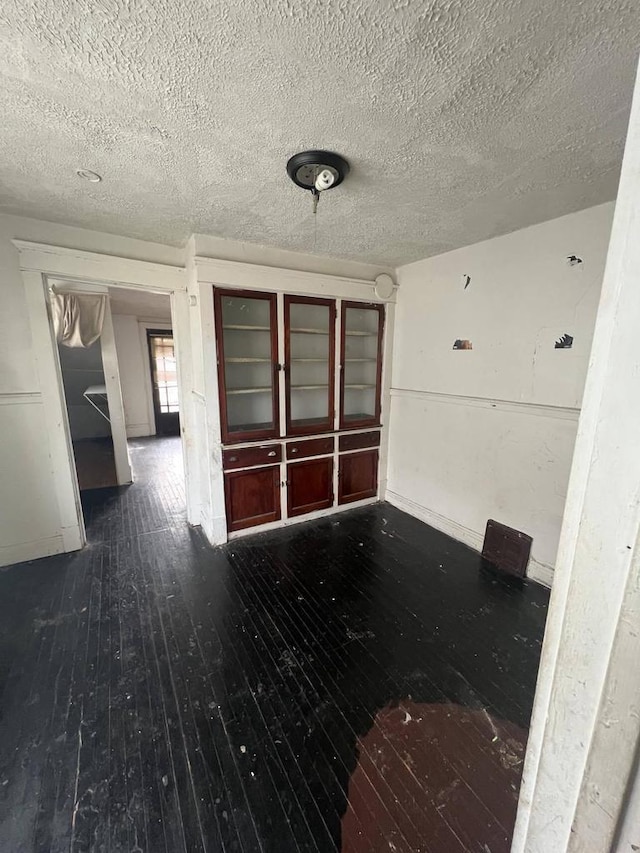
(111, 314, 172, 438)
(387, 202, 615, 583)
(111, 314, 151, 437)
(0, 213, 184, 567)
(57, 339, 111, 440)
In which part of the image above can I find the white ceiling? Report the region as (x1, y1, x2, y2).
(108, 287, 171, 320)
(0, 0, 638, 266)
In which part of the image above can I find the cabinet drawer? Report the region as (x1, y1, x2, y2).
(222, 444, 282, 470)
(339, 430, 381, 452)
(286, 437, 334, 460)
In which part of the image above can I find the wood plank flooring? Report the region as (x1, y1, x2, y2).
(0, 437, 549, 852)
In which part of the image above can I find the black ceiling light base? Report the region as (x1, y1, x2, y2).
(286, 150, 350, 191)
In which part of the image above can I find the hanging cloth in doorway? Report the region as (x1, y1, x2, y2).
(51, 293, 107, 348)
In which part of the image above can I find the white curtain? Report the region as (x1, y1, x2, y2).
(51, 293, 107, 348)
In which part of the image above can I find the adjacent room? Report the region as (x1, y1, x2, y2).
(1, 2, 639, 851)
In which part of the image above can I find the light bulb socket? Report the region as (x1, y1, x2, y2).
(286, 150, 349, 191)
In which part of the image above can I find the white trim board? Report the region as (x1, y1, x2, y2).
(390, 387, 580, 422)
(228, 496, 379, 540)
(139, 320, 173, 437)
(0, 392, 42, 406)
(12, 240, 186, 291)
(0, 534, 66, 568)
(386, 489, 554, 588)
(195, 256, 396, 304)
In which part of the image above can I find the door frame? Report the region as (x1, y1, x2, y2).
(14, 240, 193, 554)
(138, 320, 173, 436)
(146, 327, 180, 436)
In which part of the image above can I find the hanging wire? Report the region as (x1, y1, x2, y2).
(314, 196, 318, 251)
(312, 165, 319, 251)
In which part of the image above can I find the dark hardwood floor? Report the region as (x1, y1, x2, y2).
(0, 437, 549, 853)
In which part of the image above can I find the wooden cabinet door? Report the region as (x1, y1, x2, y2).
(287, 457, 334, 517)
(284, 295, 336, 436)
(214, 288, 280, 444)
(339, 302, 384, 430)
(338, 450, 378, 505)
(224, 466, 281, 532)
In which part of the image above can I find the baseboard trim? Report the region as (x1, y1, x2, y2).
(526, 561, 555, 588)
(126, 423, 153, 438)
(0, 535, 67, 569)
(386, 490, 553, 588)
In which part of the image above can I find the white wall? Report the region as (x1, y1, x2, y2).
(0, 213, 184, 567)
(58, 339, 111, 440)
(387, 202, 615, 583)
(112, 314, 172, 438)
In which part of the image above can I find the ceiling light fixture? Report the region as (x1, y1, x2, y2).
(76, 169, 102, 182)
(286, 150, 349, 214)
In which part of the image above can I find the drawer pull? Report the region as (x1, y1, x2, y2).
(229, 456, 238, 462)
(290, 447, 298, 453)
(267, 450, 277, 457)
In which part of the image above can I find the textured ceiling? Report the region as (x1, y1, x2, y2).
(0, 0, 638, 266)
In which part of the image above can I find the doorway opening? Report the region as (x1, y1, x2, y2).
(147, 329, 180, 436)
(57, 336, 118, 490)
(53, 281, 187, 543)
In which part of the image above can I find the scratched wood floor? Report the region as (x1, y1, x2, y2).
(0, 437, 549, 853)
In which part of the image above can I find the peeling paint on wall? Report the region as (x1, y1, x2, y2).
(453, 339, 473, 350)
(555, 334, 574, 349)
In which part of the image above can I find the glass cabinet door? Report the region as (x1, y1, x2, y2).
(285, 296, 336, 435)
(339, 302, 384, 429)
(215, 289, 279, 443)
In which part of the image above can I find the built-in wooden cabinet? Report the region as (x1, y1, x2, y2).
(215, 288, 385, 534)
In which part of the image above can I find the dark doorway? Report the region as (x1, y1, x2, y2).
(147, 329, 180, 436)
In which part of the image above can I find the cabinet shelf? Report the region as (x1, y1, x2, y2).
(227, 386, 272, 395)
(291, 384, 330, 390)
(345, 384, 376, 389)
(344, 330, 378, 336)
(290, 328, 330, 335)
(223, 324, 271, 331)
(225, 357, 271, 363)
(291, 358, 327, 363)
(344, 358, 377, 362)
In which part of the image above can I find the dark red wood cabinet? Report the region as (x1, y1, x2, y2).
(338, 450, 379, 505)
(215, 288, 385, 534)
(287, 457, 334, 517)
(224, 466, 281, 532)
